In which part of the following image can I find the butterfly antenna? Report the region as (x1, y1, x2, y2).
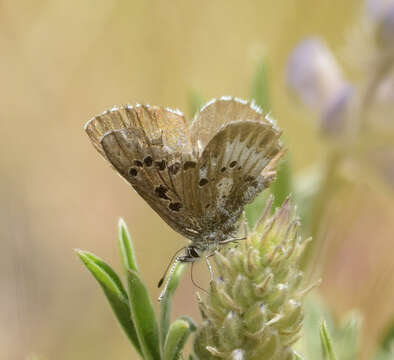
(157, 246, 186, 288)
(191, 262, 208, 294)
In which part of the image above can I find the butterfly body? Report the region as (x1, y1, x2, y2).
(85, 97, 283, 264)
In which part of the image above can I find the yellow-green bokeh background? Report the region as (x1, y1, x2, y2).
(1, 1, 394, 359)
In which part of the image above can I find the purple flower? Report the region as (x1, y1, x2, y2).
(376, 4, 394, 51)
(321, 84, 354, 137)
(365, 0, 394, 20)
(286, 38, 346, 111)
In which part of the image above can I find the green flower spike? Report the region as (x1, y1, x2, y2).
(194, 197, 317, 360)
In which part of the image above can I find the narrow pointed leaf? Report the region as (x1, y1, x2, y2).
(380, 319, 394, 352)
(127, 269, 161, 360)
(251, 57, 270, 111)
(271, 155, 292, 208)
(76, 250, 142, 355)
(320, 320, 337, 360)
(164, 319, 195, 360)
(178, 316, 197, 331)
(118, 218, 138, 273)
(294, 165, 323, 226)
(377, 319, 394, 359)
(293, 351, 305, 360)
(160, 262, 186, 346)
(245, 191, 270, 228)
(188, 89, 204, 118)
(303, 297, 334, 360)
(337, 311, 362, 360)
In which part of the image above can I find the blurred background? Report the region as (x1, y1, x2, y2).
(1, 1, 393, 359)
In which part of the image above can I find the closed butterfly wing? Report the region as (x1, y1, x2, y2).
(85, 98, 283, 245)
(195, 116, 283, 236)
(190, 96, 274, 153)
(85, 106, 202, 240)
(85, 104, 192, 155)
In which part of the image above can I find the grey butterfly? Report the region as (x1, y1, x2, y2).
(85, 96, 283, 290)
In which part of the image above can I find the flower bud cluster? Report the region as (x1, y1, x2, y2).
(194, 198, 315, 360)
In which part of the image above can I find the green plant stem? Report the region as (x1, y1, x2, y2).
(301, 149, 341, 271)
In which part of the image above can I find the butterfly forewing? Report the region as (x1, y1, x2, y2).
(86, 106, 199, 240)
(123, 105, 192, 153)
(103, 130, 205, 239)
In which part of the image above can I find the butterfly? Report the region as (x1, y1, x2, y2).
(85, 96, 283, 291)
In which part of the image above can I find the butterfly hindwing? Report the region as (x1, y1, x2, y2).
(196, 120, 282, 233)
(190, 96, 274, 153)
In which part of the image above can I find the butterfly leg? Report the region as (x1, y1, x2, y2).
(219, 237, 247, 245)
(219, 214, 249, 245)
(241, 210, 249, 238)
(205, 252, 216, 280)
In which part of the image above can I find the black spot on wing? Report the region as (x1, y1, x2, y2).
(183, 161, 197, 170)
(129, 168, 138, 177)
(199, 178, 208, 186)
(144, 156, 153, 167)
(169, 202, 182, 211)
(155, 185, 170, 200)
(155, 159, 166, 170)
(168, 162, 181, 175)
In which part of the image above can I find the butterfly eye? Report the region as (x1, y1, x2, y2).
(189, 247, 200, 258)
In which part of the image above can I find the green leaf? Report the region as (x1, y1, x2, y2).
(188, 89, 204, 118)
(179, 316, 197, 331)
(293, 165, 323, 228)
(293, 351, 305, 360)
(164, 319, 195, 360)
(244, 191, 271, 228)
(320, 320, 337, 360)
(302, 297, 334, 359)
(376, 319, 394, 358)
(246, 57, 276, 228)
(160, 262, 186, 346)
(118, 218, 139, 273)
(376, 350, 393, 360)
(270, 155, 292, 209)
(380, 319, 394, 352)
(251, 57, 270, 111)
(336, 311, 362, 360)
(127, 269, 161, 360)
(76, 249, 142, 356)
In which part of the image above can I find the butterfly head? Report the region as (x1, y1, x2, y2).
(178, 232, 222, 263)
(178, 245, 204, 263)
